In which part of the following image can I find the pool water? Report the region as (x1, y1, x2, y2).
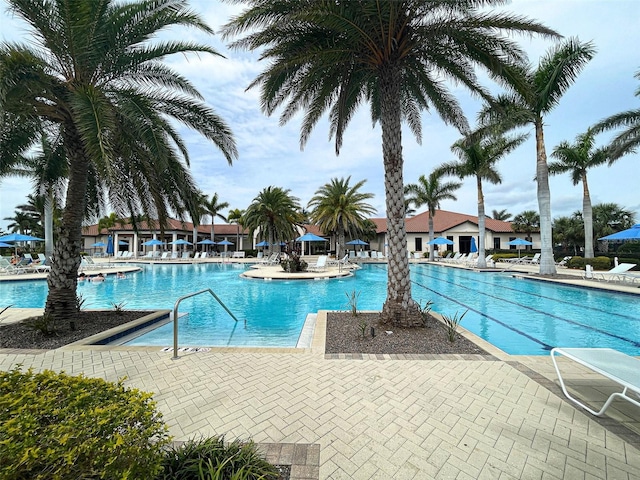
(1, 263, 639, 355)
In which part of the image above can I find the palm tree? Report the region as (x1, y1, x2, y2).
(479, 38, 596, 275)
(203, 193, 230, 242)
(227, 208, 245, 249)
(512, 210, 540, 245)
(4, 210, 36, 235)
(592, 70, 640, 160)
(243, 187, 302, 251)
(405, 171, 461, 261)
(592, 203, 635, 247)
(491, 209, 513, 222)
(223, 1, 555, 326)
(549, 129, 608, 258)
(0, 0, 237, 319)
(553, 215, 584, 256)
(308, 177, 376, 260)
(438, 132, 527, 267)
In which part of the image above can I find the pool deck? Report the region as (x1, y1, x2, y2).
(1, 260, 640, 479)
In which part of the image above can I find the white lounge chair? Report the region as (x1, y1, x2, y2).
(376, 251, 385, 260)
(591, 263, 635, 282)
(551, 347, 640, 416)
(521, 253, 541, 265)
(308, 255, 328, 272)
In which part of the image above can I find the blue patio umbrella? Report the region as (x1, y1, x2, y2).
(169, 239, 192, 245)
(255, 240, 269, 247)
(0, 233, 44, 255)
(272, 241, 286, 246)
(217, 240, 233, 246)
(470, 237, 478, 253)
(346, 239, 368, 246)
(599, 224, 640, 241)
(118, 240, 129, 246)
(507, 238, 533, 258)
(0, 242, 12, 248)
(197, 239, 217, 245)
(296, 232, 327, 255)
(426, 237, 453, 245)
(92, 242, 107, 247)
(106, 236, 114, 255)
(143, 239, 164, 246)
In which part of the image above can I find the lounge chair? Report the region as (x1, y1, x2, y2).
(551, 347, 640, 416)
(232, 251, 245, 258)
(193, 252, 201, 260)
(453, 253, 468, 264)
(308, 255, 328, 272)
(38, 253, 47, 263)
(521, 253, 541, 265)
(556, 256, 571, 267)
(590, 263, 635, 282)
(159, 252, 169, 260)
(200, 252, 208, 260)
(0, 258, 27, 274)
(376, 251, 385, 259)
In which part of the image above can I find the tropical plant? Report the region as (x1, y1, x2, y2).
(308, 177, 375, 260)
(438, 131, 527, 267)
(243, 187, 302, 250)
(3, 210, 37, 235)
(512, 210, 540, 243)
(405, 171, 461, 261)
(549, 129, 609, 258)
(491, 209, 513, 222)
(223, 0, 556, 326)
(0, 0, 237, 321)
(592, 202, 636, 250)
(203, 193, 230, 241)
(479, 38, 596, 274)
(592, 70, 640, 161)
(552, 215, 584, 255)
(442, 310, 468, 343)
(345, 290, 361, 317)
(227, 208, 245, 248)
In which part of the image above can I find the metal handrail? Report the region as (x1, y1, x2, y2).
(172, 288, 239, 359)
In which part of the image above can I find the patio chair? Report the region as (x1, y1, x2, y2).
(376, 251, 385, 259)
(555, 256, 571, 267)
(193, 252, 201, 260)
(159, 252, 169, 260)
(521, 253, 541, 265)
(308, 255, 328, 272)
(0, 258, 25, 274)
(551, 347, 640, 416)
(591, 263, 635, 282)
(200, 252, 208, 260)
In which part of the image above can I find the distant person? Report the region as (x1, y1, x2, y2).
(116, 271, 126, 279)
(78, 272, 87, 281)
(91, 273, 105, 282)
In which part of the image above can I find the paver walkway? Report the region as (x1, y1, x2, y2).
(1, 345, 639, 479)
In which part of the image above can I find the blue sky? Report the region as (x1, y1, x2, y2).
(1, 0, 639, 232)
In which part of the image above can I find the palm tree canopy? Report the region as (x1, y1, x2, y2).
(204, 193, 230, 223)
(308, 177, 376, 237)
(549, 129, 609, 185)
(492, 208, 512, 221)
(243, 186, 302, 242)
(591, 70, 640, 161)
(405, 172, 461, 216)
(223, 0, 557, 153)
(512, 210, 540, 234)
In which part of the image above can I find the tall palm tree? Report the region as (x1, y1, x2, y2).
(243, 187, 302, 251)
(308, 177, 376, 260)
(592, 70, 640, 160)
(592, 202, 635, 245)
(549, 129, 608, 258)
(227, 208, 245, 249)
(405, 171, 461, 261)
(438, 132, 527, 267)
(491, 209, 512, 221)
(479, 38, 596, 275)
(223, 1, 555, 326)
(0, 0, 237, 319)
(553, 215, 584, 256)
(512, 210, 540, 245)
(4, 211, 36, 235)
(203, 193, 230, 242)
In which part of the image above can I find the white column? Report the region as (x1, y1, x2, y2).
(133, 232, 138, 258)
(172, 233, 177, 254)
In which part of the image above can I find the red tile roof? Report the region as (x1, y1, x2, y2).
(82, 218, 247, 236)
(371, 209, 515, 234)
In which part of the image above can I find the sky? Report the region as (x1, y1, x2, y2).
(1, 0, 639, 233)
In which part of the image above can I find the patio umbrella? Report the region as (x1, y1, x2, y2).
(296, 232, 327, 255)
(255, 240, 269, 247)
(0, 242, 12, 248)
(0, 233, 44, 255)
(599, 224, 640, 241)
(106, 236, 114, 255)
(470, 237, 478, 253)
(427, 237, 453, 245)
(345, 239, 368, 253)
(169, 239, 193, 245)
(507, 238, 533, 258)
(217, 239, 233, 246)
(118, 240, 129, 246)
(92, 242, 107, 247)
(142, 239, 164, 246)
(197, 239, 217, 245)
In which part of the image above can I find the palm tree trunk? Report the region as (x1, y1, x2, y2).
(535, 119, 557, 275)
(337, 225, 345, 260)
(45, 125, 88, 320)
(379, 66, 421, 327)
(44, 191, 54, 259)
(582, 174, 594, 258)
(477, 176, 487, 268)
(428, 214, 435, 261)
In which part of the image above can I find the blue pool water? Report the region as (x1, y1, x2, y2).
(1, 263, 639, 355)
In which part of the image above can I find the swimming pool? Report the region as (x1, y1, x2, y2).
(1, 263, 639, 355)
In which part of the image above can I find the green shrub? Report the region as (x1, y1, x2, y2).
(0, 367, 170, 480)
(158, 436, 280, 480)
(280, 253, 307, 272)
(571, 256, 611, 270)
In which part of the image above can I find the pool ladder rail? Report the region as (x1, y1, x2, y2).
(172, 288, 239, 359)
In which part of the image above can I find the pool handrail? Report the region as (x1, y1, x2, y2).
(172, 288, 239, 359)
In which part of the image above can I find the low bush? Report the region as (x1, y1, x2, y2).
(569, 256, 611, 270)
(281, 253, 307, 272)
(0, 367, 170, 480)
(158, 436, 280, 480)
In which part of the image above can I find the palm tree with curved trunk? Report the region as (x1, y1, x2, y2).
(479, 38, 596, 275)
(549, 129, 608, 258)
(0, 0, 237, 320)
(405, 171, 461, 261)
(438, 132, 527, 267)
(243, 187, 302, 251)
(491, 209, 512, 222)
(308, 177, 376, 260)
(223, 0, 556, 326)
(592, 70, 640, 160)
(227, 208, 245, 249)
(203, 193, 230, 242)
